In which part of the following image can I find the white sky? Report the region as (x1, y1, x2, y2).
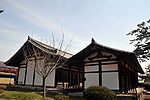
(0, 0, 150, 70)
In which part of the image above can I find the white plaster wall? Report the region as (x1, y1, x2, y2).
(85, 65, 99, 72)
(26, 61, 34, 85)
(34, 71, 42, 86)
(102, 64, 118, 71)
(24, 59, 56, 86)
(45, 69, 55, 86)
(18, 68, 25, 84)
(102, 72, 119, 90)
(85, 73, 99, 88)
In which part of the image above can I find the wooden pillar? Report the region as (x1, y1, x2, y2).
(127, 65, 131, 90)
(118, 59, 123, 92)
(98, 61, 102, 86)
(16, 66, 20, 85)
(68, 65, 71, 88)
(82, 63, 85, 90)
(78, 66, 80, 88)
(54, 68, 58, 88)
(24, 62, 28, 85)
(32, 59, 36, 86)
(32, 67, 36, 86)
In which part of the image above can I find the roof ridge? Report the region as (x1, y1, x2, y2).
(27, 36, 73, 56)
(27, 36, 55, 50)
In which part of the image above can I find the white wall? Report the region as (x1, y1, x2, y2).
(22, 59, 56, 87)
(34, 69, 55, 87)
(18, 67, 25, 84)
(34, 71, 42, 86)
(26, 61, 34, 85)
(102, 64, 118, 71)
(85, 65, 99, 72)
(102, 72, 119, 90)
(45, 69, 55, 86)
(85, 73, 99, 88)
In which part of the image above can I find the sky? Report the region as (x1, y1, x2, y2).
(0, 0, 150, 70)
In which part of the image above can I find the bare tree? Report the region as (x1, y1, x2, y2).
(23, 34, 71, 97)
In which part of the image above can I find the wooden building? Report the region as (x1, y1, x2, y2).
(67, 39, 144, 92)
(5, 37, 144, 92)
(5, 37, 72, 88)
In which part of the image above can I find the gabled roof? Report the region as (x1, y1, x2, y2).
(68, 38, 144, 74)
(5, 36, 72, 67)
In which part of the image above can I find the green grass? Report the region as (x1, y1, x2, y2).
(1, 91, 54, 100)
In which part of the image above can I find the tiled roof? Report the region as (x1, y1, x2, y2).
(5, 36, 72, 66)
(68, 38, 144, 74)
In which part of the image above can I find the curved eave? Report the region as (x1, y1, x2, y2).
(122, 53, 144, 74)
(5, 43, 26, 67)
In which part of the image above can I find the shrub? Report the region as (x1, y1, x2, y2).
(0, 85, 7, 97)
(55, 94, 69, 100)
(0, 90, 8, 97)
(46, 90, 69, 99)
(83, 86, 116, 100)
(6, 85, 43, 92)
(0, 85, 6, 90)
(4, 91, 53, 100)
(46, 90, 59, 98)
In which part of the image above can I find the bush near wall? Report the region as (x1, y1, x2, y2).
(0, 85, 6, 90)
(46, 90, 70, 100)
(0, 85, 7, 97)
(0, 85, 53, 100)
(4, 91, 53, 100)
(5, 85, 43, 92)
(83, 86, 116, 100)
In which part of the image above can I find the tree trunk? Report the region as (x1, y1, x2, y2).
(43, 77, 46, 97)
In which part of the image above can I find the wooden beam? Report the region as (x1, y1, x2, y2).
(84, 58, 117, 63)
(118, 59, 122, 92)
(85, 71, 99, 73)
(84, 63, 98, 66)
(101, 70, 118, 73)
(16, 66, 20, 85)
(99, 61, 102, 85)
(101, 61, 118, 65)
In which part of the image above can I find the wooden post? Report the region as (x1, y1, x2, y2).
(16, 66, 20, 85)
(32, 58, 36, 86)
(24, 62, 28, 85)
(99, 61, 102, 86)
(68, 65, 71, 88)
(118, 59, 123, 93)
